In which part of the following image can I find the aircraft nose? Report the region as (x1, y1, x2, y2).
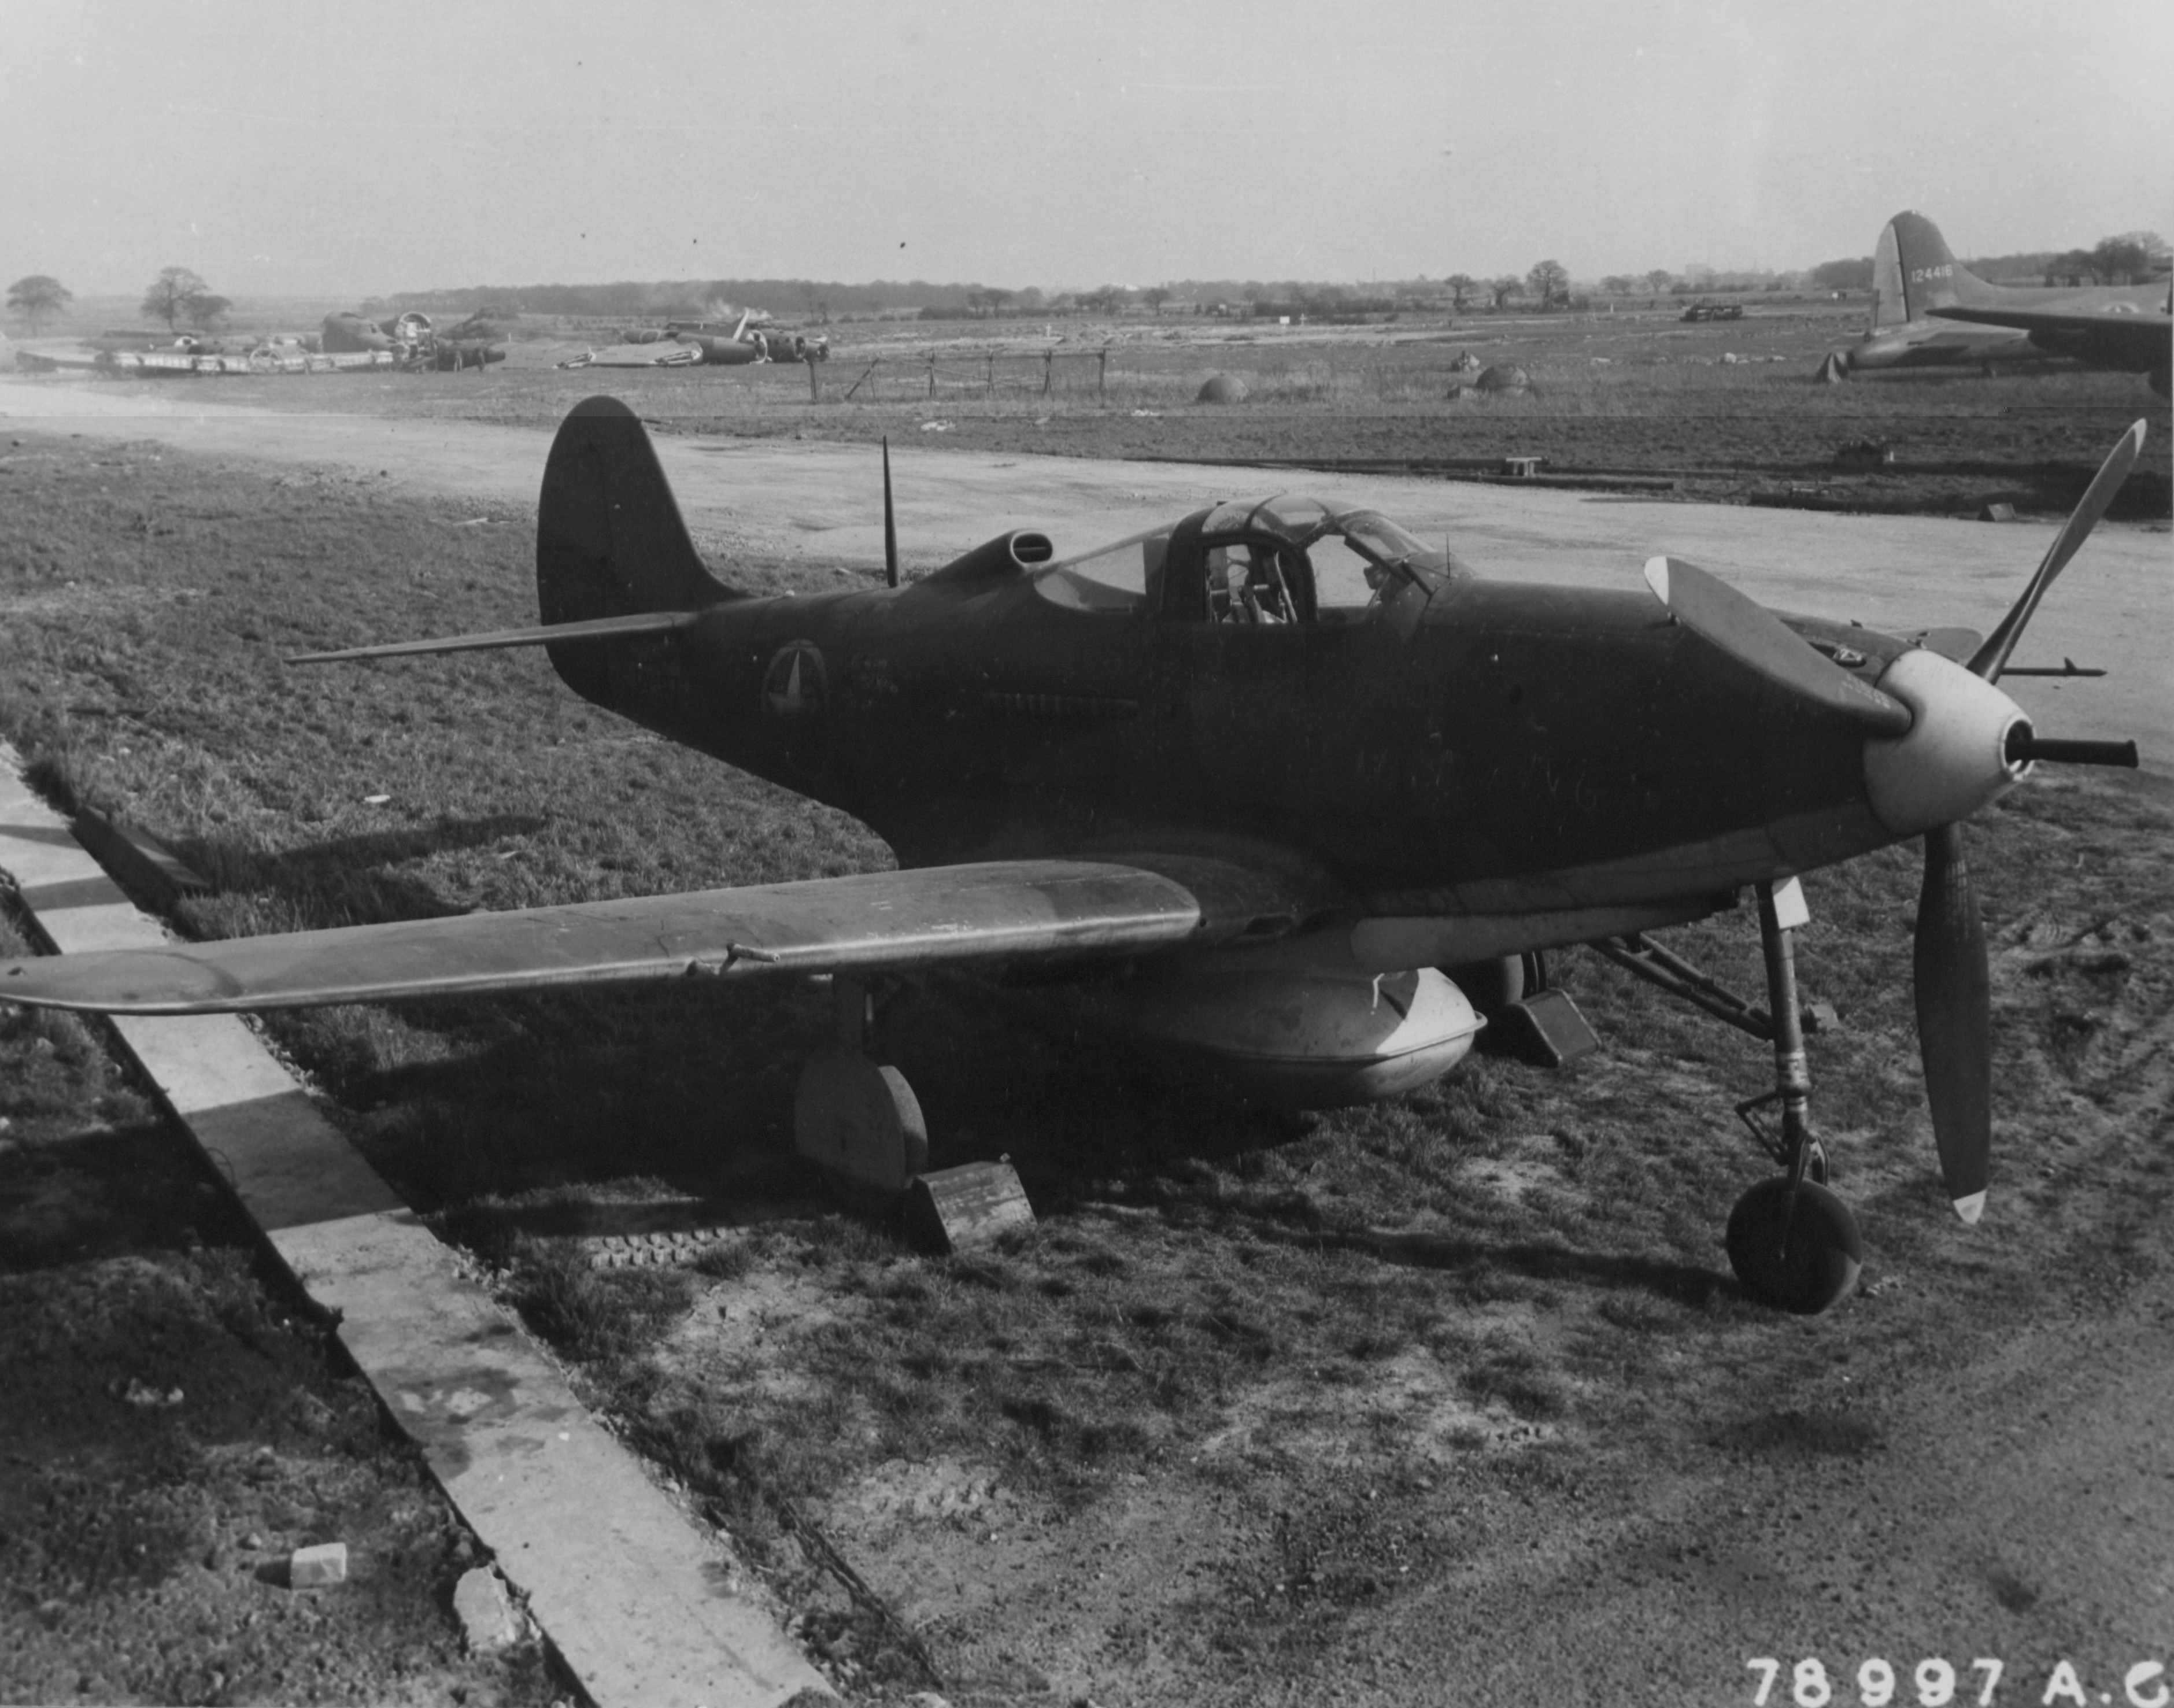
(1862, 649, 2032, 834)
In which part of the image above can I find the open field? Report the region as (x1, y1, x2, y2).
(2, 389, 2172, 1705)
(16, 302, 2169, 519)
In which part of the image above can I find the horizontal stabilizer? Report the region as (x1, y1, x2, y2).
(0, 861, 1205, 1015)
(289, 609, 703, 664)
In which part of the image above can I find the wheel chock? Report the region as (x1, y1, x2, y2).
(1495, 988, 1600, 1068)
(905, 1159, 1035, 1254)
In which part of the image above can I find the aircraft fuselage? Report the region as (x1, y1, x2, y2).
(558, 540, 1928, 936)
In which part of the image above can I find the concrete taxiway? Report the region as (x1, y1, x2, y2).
(2, 379, 2165, 772)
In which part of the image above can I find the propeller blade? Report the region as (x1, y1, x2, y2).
(1968, 419, 2147, 683)
(1913, 822, 1991, 1222)
(1643, 556, 1913, 736)
(882, 437, 900, 589)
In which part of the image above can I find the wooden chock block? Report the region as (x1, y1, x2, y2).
(1499, 988, 1600, 1069)
(905, 1160, 1034, 1254)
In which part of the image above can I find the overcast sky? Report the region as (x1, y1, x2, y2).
(3, 0, 2168, 301)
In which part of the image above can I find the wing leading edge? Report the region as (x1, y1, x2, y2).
(0, 860, 1207, 1015)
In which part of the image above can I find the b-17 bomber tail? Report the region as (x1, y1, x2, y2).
(1879, 210, 2024, 320)
(1873, 210, 2171, 393)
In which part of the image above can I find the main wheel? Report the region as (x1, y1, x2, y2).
(1725, 1177, 1864, 1314)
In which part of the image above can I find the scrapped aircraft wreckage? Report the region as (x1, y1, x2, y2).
(557, 309, 829, 369)
(10, 312, 508, 376)
(2, 401, 2149, 1314)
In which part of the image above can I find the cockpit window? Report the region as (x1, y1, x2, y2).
(1037, 526, 1169, 612)
(1036, 497, 1461, 620)
(1225, 496, 1451, 613)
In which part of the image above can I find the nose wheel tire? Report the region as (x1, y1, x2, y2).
(1725, 1177, 1864, 1315)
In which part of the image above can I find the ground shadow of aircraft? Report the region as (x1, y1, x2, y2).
(2, 401, 2149, 1314)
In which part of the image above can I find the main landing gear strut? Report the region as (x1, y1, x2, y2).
(1597, 879, 1864, 1314)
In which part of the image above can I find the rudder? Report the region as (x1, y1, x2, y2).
(536, 395, 734, 628)
(1884, 211, 2001, 316)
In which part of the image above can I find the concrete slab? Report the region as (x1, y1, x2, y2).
(2, 377, 2164, 772)
(0, 746, 829, 1708)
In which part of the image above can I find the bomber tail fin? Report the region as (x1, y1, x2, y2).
(1880, 211, 2009, 319)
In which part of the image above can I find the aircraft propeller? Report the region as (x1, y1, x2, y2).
(1911, 416, 2146, 1221)
(1648, 419, 2147, 1224)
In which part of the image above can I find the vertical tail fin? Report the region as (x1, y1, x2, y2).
(536, 395, 738, 705)
(537, 395, 735, 625)
(1869, 217, 1910, 329)
(1883, 211, 2005, 316)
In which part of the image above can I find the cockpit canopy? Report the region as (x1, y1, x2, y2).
(1036, 496, 1467, 620)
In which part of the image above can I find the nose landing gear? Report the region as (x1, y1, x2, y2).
(1598, 878, 1865, 1313)
(1726, 880, 1863, 1313)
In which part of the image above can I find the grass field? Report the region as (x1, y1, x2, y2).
(4, 425, 2171, 1702)
(24, 301, 2169, 519)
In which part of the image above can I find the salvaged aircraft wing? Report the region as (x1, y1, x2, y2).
(0, 860, 1215, 1015)
(557, 343, 702, 369)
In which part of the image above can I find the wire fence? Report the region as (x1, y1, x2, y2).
(836, 347, 1114, 404)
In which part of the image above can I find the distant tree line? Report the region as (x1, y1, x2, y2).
(385, 278, 1001, 321)
(374, 232, 2167, 331)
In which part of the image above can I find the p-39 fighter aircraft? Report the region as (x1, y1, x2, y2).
(1, 401, 2150, 1314)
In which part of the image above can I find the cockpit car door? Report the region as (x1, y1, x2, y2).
(1171, 519, 1315, 810)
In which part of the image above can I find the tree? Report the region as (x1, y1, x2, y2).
(1644, 268, 1675, 295)
(183, 292, 230, 330)
(1140, 286, 1171, 316)
(2090, 235, 2150, 286)
(1488, 276, 1519, 310)
(1599, 275, 1634, 297)
(142, 266, 211, 331)
(1526, 259, 1569, 308)
(1444, 273, 1476, 311)
(6, 274, 72, 333)
(2049, 247, 2099, 287)
(1810, 257, 1872, 292)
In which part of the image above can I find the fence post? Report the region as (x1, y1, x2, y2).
(843, 358, 881, 402)
(986, 353, 994, 397)
(1098, 348, 1108, 398)
(927, 351, 936, 399)
(1042, 350, 1053, 395)
(805, 353, 820, 403)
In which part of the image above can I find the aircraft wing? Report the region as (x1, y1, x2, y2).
(0, 859, 1248, 1016)
(1928, 304, 2170, 365)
